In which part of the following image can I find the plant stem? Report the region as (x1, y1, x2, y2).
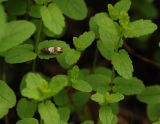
(32, 19, 43, 72)
(40, 118, 43, 124)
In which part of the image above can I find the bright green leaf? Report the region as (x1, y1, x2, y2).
(65, 49, 81, 66)
(124, 19, 157, 38)
(49, 75, 68, 96)
(38, 100, 60, 124)
(108, 0, 131, 20)
(5, 44, 37, 64)
(111, 49, 133, 79)
(16, 98, 37, 119)
(113, 77, 145, 95)
(0, 20, 36, 52)
(89, 17, 99, 38)
(106, 92, 124, 103)
(40, 3, 65, 35)
(91, 92, 105, 105)
(54, 0, 87, 20)
(0, 80, 16, 118)
(21, 72, 51, 101)
(73, 31, 95, 51)
(137, 85, 160, 104)
(72, 79, 92, 92)
(94, 13, 121, 59)
(68, 65, 80, 81)
(99, 105, 114, 124)
(16, 118, 39, 124)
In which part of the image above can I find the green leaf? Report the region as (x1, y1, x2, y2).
(40, 3, 65, 35)
(38, 40, 70, 59)
(119, 12, 130, 29)
(33, 0, 48, 5)
(6, 0, 27, 15)
(65, 49, 81, 66)
(16, 98, 37, 119)
(89, 17, 99, 38)
(73, 31, 95, 51)
(49, 75, 68, 96)
(137, 85, 160, 104)
(94, 67, 112, 78)
(72, 79, 92, 92)
(16, 118, 39, 124)
(0, 80, 16, 118)
(111, 49, 133, 79)
(21, 72, 51, 101)
(54, 0, 87, 20)
(54, 90, 69, 106)
(82, 120, 94, 124)
(108, 0, 131, 20)
(147, 104, 160, 121)
(58, 107, 70, 121)
(29, 5, 41, 18)
(91, 92, 105, 105)
(85, 74, 111, 93)
(99, 105, 115, 124)
(113, 77, 145, 95)
(94, 13, 121, 59)
(72, 91, 90, 111)
(5, 44, 37, 64)
(0, 20, 36, 52)
(105, 92, 124, 103)
(38, 100, 60, 124)
(153, 119, 160, 124)
(124, 19, 157, 38)
(0, 4, 7, 40)
(68, 65, 80, 81)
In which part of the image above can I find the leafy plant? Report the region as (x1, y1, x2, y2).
(0, 0, 159, 124)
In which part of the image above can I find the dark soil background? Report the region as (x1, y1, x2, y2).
(1, 0, 160, 124)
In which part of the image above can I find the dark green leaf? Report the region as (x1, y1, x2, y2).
(137, 85, 160, 104)
(58, 107, 70, 121)
(16, 98, 37, 119)
(6, 0, 27, 15)
(147, 104, 160, 121)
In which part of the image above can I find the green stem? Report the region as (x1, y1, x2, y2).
(32, 19, 43, 72)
